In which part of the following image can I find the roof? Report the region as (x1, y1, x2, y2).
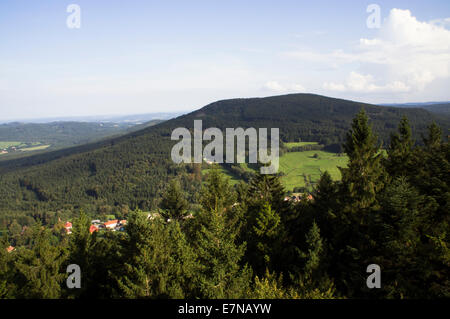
(6, 246, 15, 253)
(104, 219, 118, 226)
(89, 225, 99, 233)
(65, 222, 72, 228)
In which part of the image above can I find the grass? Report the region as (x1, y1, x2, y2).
(278, 150, 348, 191)
(202, 165, 241, 186)
(19, 145, 50, 152)
(0, 141, 23, 149)
(284, 141, 319, 149)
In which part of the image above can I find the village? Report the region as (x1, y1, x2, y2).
(63, 218, 127, 235)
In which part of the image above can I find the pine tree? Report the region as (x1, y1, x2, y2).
(198, 167, 236, 214)
(423, 121, 442, 150)
(372, 176, 423, 298)
(334, 109, 386, 296)
(386, 116, 414, 177)
(117, 210, 197, 298)
(250, 202, 282, 272)
(242, 173, 289, 276)
(160, 179, 189, 221)
(67, 210, 96, 298)
(14, 225, 67, 298)
(340, 108, 386, 210)
(194, 169, 251, 298)
(293, 221, 336, 299)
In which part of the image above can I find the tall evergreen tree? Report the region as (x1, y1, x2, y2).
(334, 109, 386, 296)
(194, 169, 251, 298)
(117, 210, 197, 298)
(160, 179, 189, 221)
(14, 225, 67, 298)
(340, 108, 386, 210)
(386, 116, 414, 177)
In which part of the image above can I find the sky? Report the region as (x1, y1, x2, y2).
(1, 0, 450, 121)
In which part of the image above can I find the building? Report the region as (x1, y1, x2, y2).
(65, 222, 72, 234)
(89, 225, 99, 234)
(6, 246, 15, 253)
(104, 220, 118, 229)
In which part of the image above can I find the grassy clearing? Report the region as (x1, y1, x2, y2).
(0, 141, 23, 148)
(19, 145, 51, 152)
(279, 150, 348, 191)
(202, 165, 240, 186)
(284, 141, 319, 149)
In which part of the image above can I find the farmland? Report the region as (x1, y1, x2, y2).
(284, 141, 320, 149)
(278, 150, 349, 191)
(0, 141, 51, 156)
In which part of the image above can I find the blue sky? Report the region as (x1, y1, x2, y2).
(1, 0, 450, 120)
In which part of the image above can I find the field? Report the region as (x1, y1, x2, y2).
(19, 144, 51, 152)
(279, 150, 348, 191)
(202, 165, 241, 186)
(0, 141, 26, 149)
(0, 141, 51, 156)
(284, 141, 319, 149)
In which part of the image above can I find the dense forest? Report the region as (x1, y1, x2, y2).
(0, 94, 448, 227)
(0, 109, 448, 299)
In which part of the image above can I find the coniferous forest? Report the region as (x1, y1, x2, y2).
(1, 108, 448, 299)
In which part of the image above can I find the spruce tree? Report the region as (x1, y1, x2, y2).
(194, 169, 251, 298)
(340, 108, 386, 210)
(160, 179, 189, 221)
(14, 225, 67, 298)
(117, 210, 197, 298)
(386, 116, 414, 177)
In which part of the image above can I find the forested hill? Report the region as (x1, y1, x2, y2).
(0, 93, 448, 217)
(161, 93, 449, 146)
(381, 102, 450, 115)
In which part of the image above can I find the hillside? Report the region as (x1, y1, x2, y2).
(381, 102, 450, 115)
(0, 120, 163, 160)
(0, 93, 448, 219)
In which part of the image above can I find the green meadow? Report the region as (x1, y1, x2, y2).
(284, 141, 319, 149)
(202, 165, 240, 186)
(0, 141, 26, 149)
(19, 144, 51, 152)
(279, 150, 348, 191)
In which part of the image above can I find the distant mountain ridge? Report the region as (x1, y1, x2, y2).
(380, 102, 450, 115)
(0, 112, 184, 124)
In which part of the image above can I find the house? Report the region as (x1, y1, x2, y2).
(89, 225, 99, 234)
(65, 222, 73, 234)
(6, 246, 15, 253)
(104, 219, 118, 229)
(119, 220, 127, 226)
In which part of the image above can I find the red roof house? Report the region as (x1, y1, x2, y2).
(104, 220, 118, 229)
(89, 225, 99, 234)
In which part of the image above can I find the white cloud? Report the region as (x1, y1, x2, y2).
(324, 72, 410, 93)
(286, 9, 450, 95)
(263, 81, 305, 93)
